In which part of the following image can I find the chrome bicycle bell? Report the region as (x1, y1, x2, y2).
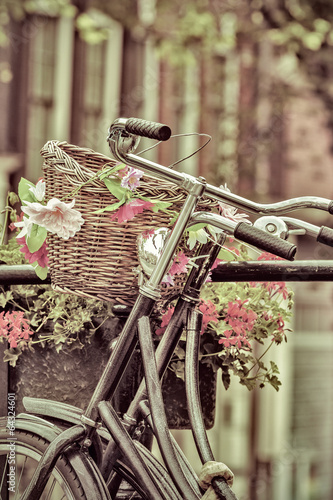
(137, 228, 170, 276)
(254, 216, 288, 239)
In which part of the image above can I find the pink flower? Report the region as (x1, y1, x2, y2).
(198, 299, 219, 333)
(218, 330, 238, 348)
(258, 252, 283, 261)
(262, 281, 289, 299)
(0, 311, 34, 349)
(219, 299, 257, 349)
(211, 258, 223, 270)
(120, 167, 144, 191)
(17, 236, 49, 268)
(111, 199, 154, 223)
(162, 274, 175, 286)
(22, 198, 84, 240)
(162, 251, 190, 287)
(169, 251, 189, 276)
(156, 306, 175, 335)
(142, 229, 156, 239)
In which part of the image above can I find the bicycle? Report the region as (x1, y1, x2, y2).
(1, 117, 333, 500)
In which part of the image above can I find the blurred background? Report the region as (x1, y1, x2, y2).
(1, 0, 333, 498)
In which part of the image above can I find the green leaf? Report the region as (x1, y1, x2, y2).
(3, 348, 21, 367)
(32, 263, 48, 280)
(267, 375, 281, 392)
(187, 223, 206, 232)
(103, 177, 128, 201)
(217, 248, 237, 261)
(8, 192, 20, 206)
(0, 290, 14, 307)
(150, 200, 173, 213)
(240, 377, 257, 391)
(93, 199, 125, 214)
(270, 361, 280, 374)
(26, 224, 47, 252)
(170, 360, 185, 380)
(18, 177, 37, 203)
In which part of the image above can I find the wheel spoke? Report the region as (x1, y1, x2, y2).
(45, 478, 56, 500)
(15, 455, 28, 500)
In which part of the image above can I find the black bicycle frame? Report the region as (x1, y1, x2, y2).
(2, 257, 333, 499)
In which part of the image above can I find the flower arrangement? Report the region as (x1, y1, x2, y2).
(0, 171, 293, 392)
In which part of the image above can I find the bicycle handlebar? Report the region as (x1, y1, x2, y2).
(189, 212, 297, 260)
(234, 222, 296, 260)
(125, 117, 172, 141)
(108, 118, 333, 216)
(281, 217, 333, 247)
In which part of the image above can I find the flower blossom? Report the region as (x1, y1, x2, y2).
(218, 299, 256, 349)
(29, 179, 46, 201)
(162, 251, 189, 287)
(120, 167, 144, 191)
(198, 300, 219, 333)
(258, 251, 283, 261)
(157, 300, 218, 336)
(14, 216, 34, 239)
(169, 251, 189, 275)
(218, 184, 249, 222)
(110, 199, 154, 223)
(162, 274, 175, 286)
(17, 236, 49, 268)
(0, 311, 34, 348)
(22, 198, 84, 240)
(156, 306, 175, 335)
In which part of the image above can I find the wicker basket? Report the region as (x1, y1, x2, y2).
(41, 141, 217, 306)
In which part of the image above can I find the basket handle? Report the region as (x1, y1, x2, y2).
(40, 140, 117, 193)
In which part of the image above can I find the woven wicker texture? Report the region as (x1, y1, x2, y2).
(41, 141, 217, 306)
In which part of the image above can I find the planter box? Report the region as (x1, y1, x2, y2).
(9, 318, 216, 429)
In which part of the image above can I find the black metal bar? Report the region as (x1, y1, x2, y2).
(100, 297, 190, 481)
(211, 260, 333, 282)
(98, 401, 164, 500)
(84, 294, 155, 421)
(185, 309, 213, 464)
(0, 265, 50, 285)
(185, 310, 239, 500)
(137, 316, 200, 500)
(2, 261, 333, 286)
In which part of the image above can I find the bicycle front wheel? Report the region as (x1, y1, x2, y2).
(0, 427, 87, 500)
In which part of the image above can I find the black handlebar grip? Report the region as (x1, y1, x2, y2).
(125, 118, 172, 141)
(212, 477, 239, 500)
(234, 222, 297, 261)
(317, 226, 333, 247)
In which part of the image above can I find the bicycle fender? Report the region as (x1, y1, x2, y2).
(22, 397, 105, 466)
(1, 413, 61, 442)
(1, 414, 111, 500)
(23, 396, 84, 426)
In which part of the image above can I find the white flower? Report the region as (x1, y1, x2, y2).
(22, 198, 84, 240)
(14, 217, 34, 239)
(218, 184, 249, 223)
(29, 179, 46, 202)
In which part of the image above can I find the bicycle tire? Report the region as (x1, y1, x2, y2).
(0, 427, 87, 500)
